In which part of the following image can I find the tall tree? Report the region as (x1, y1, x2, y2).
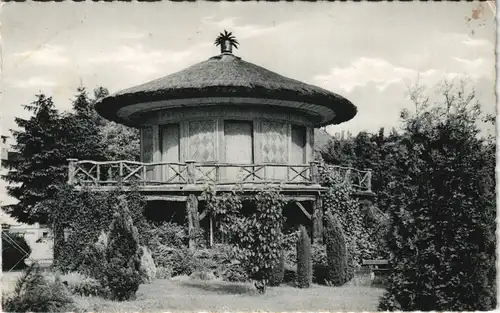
(380, 78, 496, 311)
(99, 122, 140, 161)
(61, 87, 106, 162)
(3, 95, 64, 224)
(3, 88, 107, 224)
(91, 86, 140, 161)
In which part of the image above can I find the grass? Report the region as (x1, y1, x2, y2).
(75, 276, 384, 312)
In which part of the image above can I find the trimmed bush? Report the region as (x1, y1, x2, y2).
(2, 232, 32, 271)
(2, 263, 75, 312)
(102, 196, 143, 301)
(325, 211, 348, 286)
(268, 250, 285, 286)
(70, 276, 106, 297)
(296, 225, 312, 288)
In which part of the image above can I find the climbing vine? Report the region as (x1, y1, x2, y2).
(48, 183, 148, 273)
(203, 184, 287, 293)
(317, 161, 379, 275)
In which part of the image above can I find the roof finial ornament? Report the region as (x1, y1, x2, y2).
(214, 30, 239, 54)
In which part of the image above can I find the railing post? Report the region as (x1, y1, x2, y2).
(119, 162, 124, 178)
(309, 161, 319, 184)
(67, 159, 77, 185)
(186, 160, 196, 184)
(366, 169, 372, 192)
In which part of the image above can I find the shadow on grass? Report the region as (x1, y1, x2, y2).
(179, 280, 256, 295)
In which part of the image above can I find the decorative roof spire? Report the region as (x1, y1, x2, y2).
(214, 30, 239, 54)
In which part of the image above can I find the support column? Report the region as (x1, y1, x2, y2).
(312, 195, 324, 244)
(52, 223, 65, 267)
(186, 194, 199, 249)
(209, 215, 214, 248)
(152, 125, 161, 180)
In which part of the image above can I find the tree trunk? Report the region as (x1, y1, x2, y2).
(186, 194, 199, 249)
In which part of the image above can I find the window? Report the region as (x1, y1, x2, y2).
(291, 125, 307, 164)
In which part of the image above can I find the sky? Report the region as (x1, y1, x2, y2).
(1, 1, 496, 142)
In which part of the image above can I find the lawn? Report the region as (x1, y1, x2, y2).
(75, 276, 385, 312)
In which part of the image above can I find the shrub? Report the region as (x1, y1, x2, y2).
(169, 248, 201, 276)
(78, 232, 107, 281)
(206, 186, 287, 294)
(190, 270, 216, 281)
(296, 225, 312, 288)
(283, 231, 299, 270)
(2, 232, 32, 271)
(311, 243, 328, 284)
(147, 222, 188, 250)
(325, 211, 348, 286)
(2, 263, 75, 312)
(147, 222, 192, 273)
(220, 263, 249, 282)
(102, 196, 143, 301)
(70, 276, 106, 297)
(380, 80, 497, 311)
(140, 246, 157, 283)
(268, 250, 285, 286)
(155, 266, 172, 279)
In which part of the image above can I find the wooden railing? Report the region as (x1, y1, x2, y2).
(67, 159, 372, 192)
(322, 164, 372, 192)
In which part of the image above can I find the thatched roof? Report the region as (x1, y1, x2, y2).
(95, 53, 357, 127)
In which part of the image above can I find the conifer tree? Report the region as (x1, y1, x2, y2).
(296, 225, 312, 288)
(103, 196, 143, 301)
(3, 95, 64, 224)
(325, 211, 348, 286)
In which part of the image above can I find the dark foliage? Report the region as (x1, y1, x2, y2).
(311, 243, 328, 285)
(49, 184, 147, 274)
(268, 250, 285, 286)
(3, 95, 67, 224)
(103, 196, 143, 301)
(2, 263, 75, 312)
(3, 88, 107, 225)
(325, 211, 348, 286)
(379, 80, 496, 311)
(296, 225, 312, 288)
(2, 86, 140, 225)
(69, 276, 108, 298)
(204, 185, 287, 293)
(2, 232, 32, 271)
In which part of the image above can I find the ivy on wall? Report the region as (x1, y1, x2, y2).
(317, 161, 380, 274)
(48, 184, 148, 273)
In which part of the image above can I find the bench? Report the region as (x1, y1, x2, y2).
(362, 259, 389, 272)
(362, 259, 389, 286)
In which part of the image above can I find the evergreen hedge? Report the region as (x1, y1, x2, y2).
(102, 196, 143, 301)
(325, 211, 348, 286)
(296, 225, 312, 288)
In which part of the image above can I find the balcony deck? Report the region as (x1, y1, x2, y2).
(67, 159, 373, 201)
